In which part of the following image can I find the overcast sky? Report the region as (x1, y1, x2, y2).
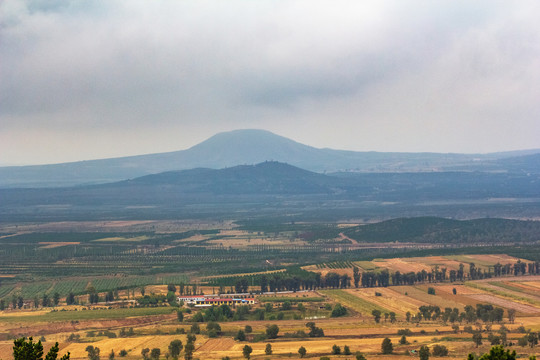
(1, 1, 539, 165)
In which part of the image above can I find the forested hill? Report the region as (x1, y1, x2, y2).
(342, 217, 540, 244)
(1, 161, 540, 222)
(119, 161, 335, 194)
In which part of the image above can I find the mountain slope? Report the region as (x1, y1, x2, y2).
(1, 129, 539, 188)
(1, 161, 539, 222)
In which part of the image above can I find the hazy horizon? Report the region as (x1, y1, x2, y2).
(2, 1, 540, 165)
(2, 128, 540, 167)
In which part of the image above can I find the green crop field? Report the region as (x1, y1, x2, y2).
(20, 282, 54, 298)
(320, 289, 388, 315)
(0, 306, 175, 323)
(0, 285, 15, 298)
(486, 281, 540, 298)
(467, 282, 540, 306)
(354, 261, 379, 271)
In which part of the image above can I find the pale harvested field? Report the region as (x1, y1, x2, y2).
(446, 255, 523, 269)
(344, 288, 428, 316)
(471, 254, 523, 265)
(144, 284, 169, 295)
(372, 258, 432, 273)
(434, 284, 492, 308)
(197, 337, 236, 352)
(323, 322, 455, 336)
(364, 255, 525, 275)
(392, 286, 466, 310)
(0, 309, 50, 317)
(414, 256, 465, 271)
(436, 284, 484, 295)
(61, 334, 193, 359)
(305, 267, 355, 278)
(173, 234, 207, 243)
(223, 337, 406, 359)
(466, 294, 540, 314)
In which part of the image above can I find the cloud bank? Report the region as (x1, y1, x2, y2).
(1, 0, 539, 164)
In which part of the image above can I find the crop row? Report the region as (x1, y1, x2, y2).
(317, 261, 355, 269)
(0, 274, 189, 300)
(0, 285, 15, 298)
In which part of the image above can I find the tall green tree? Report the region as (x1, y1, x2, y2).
(468, 345, 516, 360)
(372, 309, 381, 323)
(242, 345, 252, 359)
(353, 266, 360, 288)
(53, 292, 60, 306)
(419, 345, 430, 360)
(266, 324, 279, 339)
(184, 340, 195, 360)
(169, 339, 183, 359)
(85, 345, 100, 360)
(381, 338, 393, 354)
(13, 337, 70, 360)
(298, 346, 307, 358)
(150, 348, 160, 360)
(235, 330, 246, 341)
(473, 332, 483, 348)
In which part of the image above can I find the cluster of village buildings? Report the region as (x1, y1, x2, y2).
(177, 293, 256, 307)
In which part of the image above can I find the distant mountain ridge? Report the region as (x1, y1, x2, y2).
(1, 161, 539, 222)
(1, 129, 539, 188)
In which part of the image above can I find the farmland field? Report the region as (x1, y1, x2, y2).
(391, 285, 468, 310)
(4, 273, 540, 359)
(344, 287, 428, 316)
(0, 306, 175, 323)
(3, 216, 540, 360)
(320, 289, 389, 315)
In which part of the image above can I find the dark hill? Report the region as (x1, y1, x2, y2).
(120, 161, 335, 194)
(0, 162, 342, 209)
(1, 161, 540, 222)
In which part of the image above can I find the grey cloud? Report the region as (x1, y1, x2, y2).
(1, 0, 539, 163)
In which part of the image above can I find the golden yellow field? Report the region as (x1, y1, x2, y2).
(4, 256, 540, 360)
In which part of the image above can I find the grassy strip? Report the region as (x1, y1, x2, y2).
(487, 281, 540, 298)
(258, 297, 325, 303)
(465, 282, 540, 306)
(319, 289, 388, 315)
(354, 261, 379, 271)
(0, 306, 175, 323)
